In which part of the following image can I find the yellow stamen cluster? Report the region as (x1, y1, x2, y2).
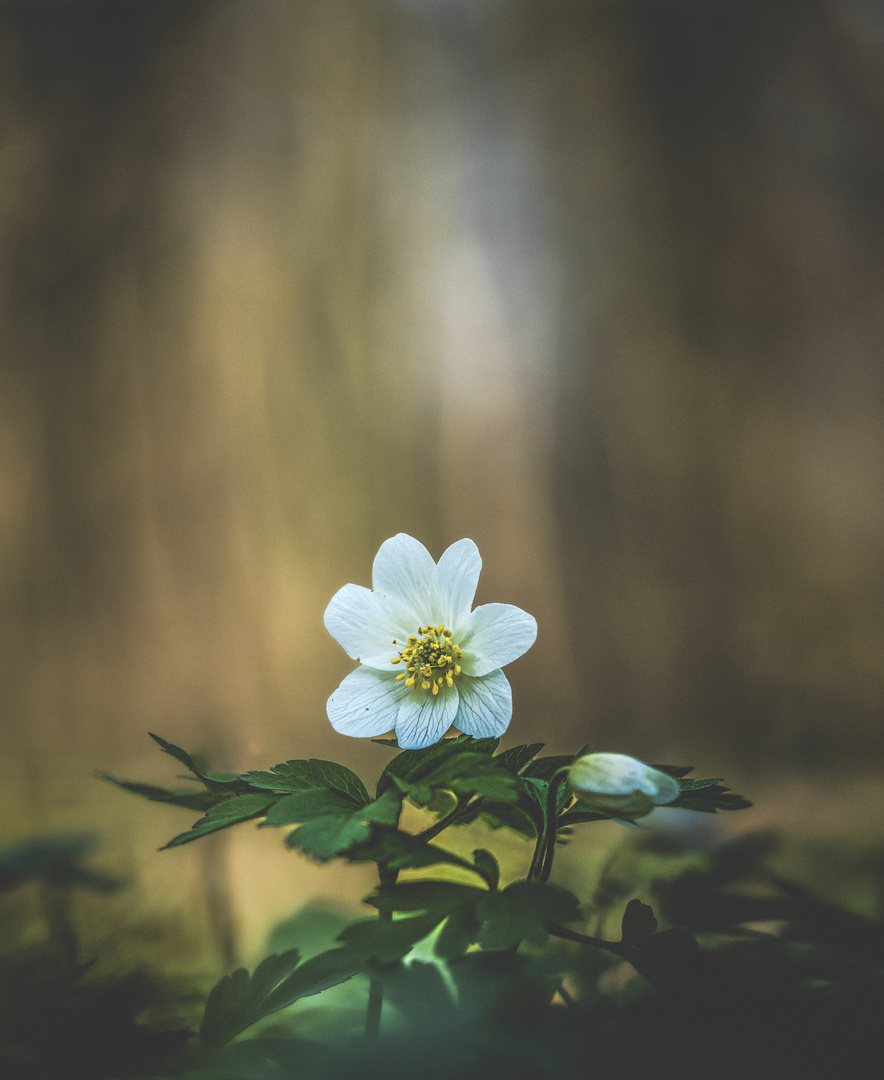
(390, 625, 463, 695)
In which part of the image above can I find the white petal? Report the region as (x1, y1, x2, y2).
(327, 667, 409, 738)
(394, 686, 460, 749)
(324, 584, 416, 670)
(372, 534, 438, 624)
(453, 669, 512, 739)
(643, 767, 682, 806)
(434, 538, 481, 626)
(459, 603, 538, 677)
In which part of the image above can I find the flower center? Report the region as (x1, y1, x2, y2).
(390, 624, 463, 695)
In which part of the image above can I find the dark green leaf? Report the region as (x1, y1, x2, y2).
(676, 776, 724, 790)
(389, 751, 519, 807)
(101, 775, 221, 812)
(271, 788, 402, 862)
(435, 903, 483, 960)
(623, 925, 700, 990)
(263, 788, 363, 824)
(457, 799, 538, 838)
(375, 735, 503, 803)
(146, 734, 252, 794)
(350, 830, 488, 880)
(649, 764, 695, 779)
(521, 754, 576, 781)
(198, 948, 360, 1047)
(366, 881, 485, 913)
(621, 898, 657, 944)
(147, 732, 249, 793)
(476, 881, 582, 951)
(472, 848, 500, 890)
(162, 794, 276, 848)
(671, 784, 752, 813)
(494, 742, 545, 775)
(376, 736, 475, 796)
(239, 760, 369, 804)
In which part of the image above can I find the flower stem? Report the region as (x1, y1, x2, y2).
(537, 776, 566, 884)
(415, 795, 479, 843)
(364, 865, 398, 1038)
(546, 921, 626, 959)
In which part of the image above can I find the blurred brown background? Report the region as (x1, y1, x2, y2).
(2, 0, 883, 963)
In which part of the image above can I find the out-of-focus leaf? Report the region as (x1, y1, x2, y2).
(239, 760, 369, 804)
(162, 794, 276, 849)
(336, 913, 444, 965)
(101, 776, 221, 813)
(198, 948, 360, 1047)
(366, 880, 486, 914)
(620, 898, 657, 944)
(0, 834, 121, 894)
(370, 960, 458, 1022)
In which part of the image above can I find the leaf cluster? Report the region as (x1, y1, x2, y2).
(652, 765, 753, 813)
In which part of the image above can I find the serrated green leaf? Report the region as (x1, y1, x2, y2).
(621, 898, 657, 944)
(267, 788, 402, 862)
(240, 759, 369, 804)
(162, 794, 276, 848)
(670, 783, 752, 813)
(494, 743, 545, 775)
(198, 948, 360, 1047)
(472, 849, 500, 890)
(476, 881, 582, 951)
(649, 764, 695, 779)
(263, 788, 363, 825)
(336, 913, 444, 964)
(390, 752, 519, 808)
(375, 736, 476, 798)
(101, 775, 222, 812)
(458, 799, 538, 838)
(677, 776, 724, 790)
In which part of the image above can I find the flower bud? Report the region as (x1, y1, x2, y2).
(567, 753, 681, 818)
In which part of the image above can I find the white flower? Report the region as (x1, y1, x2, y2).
(567, 753, 681, 818)
(324, 534, 537, 750)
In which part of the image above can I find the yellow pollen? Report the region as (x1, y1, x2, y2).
(390, 624, 465, 695)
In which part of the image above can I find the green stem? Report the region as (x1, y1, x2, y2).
(546, 921, 626, 959)
(537, 776, 565, 884)
(527, 822, 546, 880)
(365, 865, 398, 1038)
(415, 794, 479, 843)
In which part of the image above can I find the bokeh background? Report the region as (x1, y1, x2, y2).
(2, 0, 884, 970)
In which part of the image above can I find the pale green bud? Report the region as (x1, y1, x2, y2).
(568, 753, 681, 818)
